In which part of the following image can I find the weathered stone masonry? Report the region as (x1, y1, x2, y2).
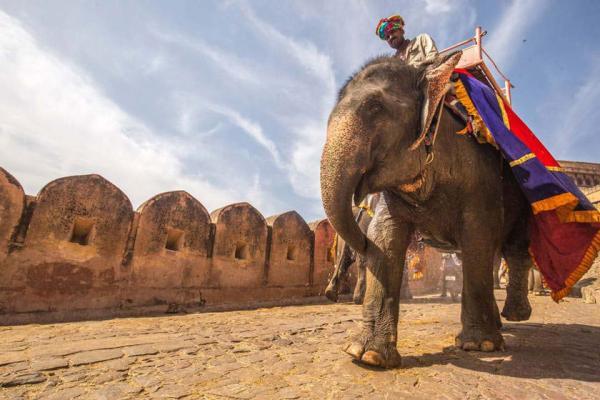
(0, 167, 336, 324)
(2, 160, 599, 323)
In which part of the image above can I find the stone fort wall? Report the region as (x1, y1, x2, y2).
(0, 167, 337, 324)
(2, 160, 599, 323)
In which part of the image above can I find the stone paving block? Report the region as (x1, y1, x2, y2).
(133, 375, 163, 392)
(0, 353, 28, 367)
(205, 383, 248, 398)
(42, 386, 88, 400)
(69, 349, 123, 366)
(90, 369, 127, 385)
(150, 384, 192, 399)
(90, 382, 143, 400)
(0, 293, 599, 399)
(30, 357, 69, 372)
(154, 341, 196, 353)
(0, 371, 46, 387)
(100, 357, 132, 371)
(123, 344, 159, 357)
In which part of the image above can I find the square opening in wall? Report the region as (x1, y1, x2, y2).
(70, 217, 95, 246)
(165, 228, 185, 251)
(286, 245, 297, 261)
(234, 242, 249, 260)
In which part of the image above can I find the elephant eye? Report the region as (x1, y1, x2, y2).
(367, 100, 384, 114)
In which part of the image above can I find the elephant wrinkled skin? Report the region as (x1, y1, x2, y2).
(320, 52, 533, 368)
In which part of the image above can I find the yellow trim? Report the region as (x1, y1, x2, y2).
(531, 192, 600, 223)
(358, 204, 374, 217)
(454, 80, 497, 147)
(556, 208, 600, 224)
(531, 192, 579, 215)
(546, 166, 564, 172)
(548, 229, 600, 302)
(496, 92, 510, 129)
(509, 153, 536, 167)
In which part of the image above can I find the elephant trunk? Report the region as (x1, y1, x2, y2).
(320, 113, 369, 255)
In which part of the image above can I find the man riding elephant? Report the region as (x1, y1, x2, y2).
(375, 14, 438, 66)
(324, 15, 437, 306)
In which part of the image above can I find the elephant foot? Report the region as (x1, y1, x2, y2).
(325, 282, 339, 303)
(455, 329, 505, 352)
(343, 339, 401, 369)
(501, 295, 532, 321)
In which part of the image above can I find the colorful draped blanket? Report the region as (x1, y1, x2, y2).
(454, 69, 600, 301)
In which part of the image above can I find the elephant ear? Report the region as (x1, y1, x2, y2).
(409, 51, 462, 151)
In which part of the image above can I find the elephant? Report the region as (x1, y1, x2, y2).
(320, 52, 533, 368)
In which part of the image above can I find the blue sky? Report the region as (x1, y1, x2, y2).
(0, 0, 598, 221)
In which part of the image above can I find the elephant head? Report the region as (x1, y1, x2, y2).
(320, 52, 462, 254)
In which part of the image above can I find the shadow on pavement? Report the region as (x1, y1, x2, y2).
(399, 322, 600, 382)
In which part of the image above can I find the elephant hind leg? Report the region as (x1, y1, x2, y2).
(325, 244, 354, 302)
(352, 258, 366, 304)
(500, 219, 532, 321)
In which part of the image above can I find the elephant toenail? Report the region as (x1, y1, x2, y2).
(361, 350, 384, 366)
(462, 341, 479, 351)
(344, 343, 364, 359)
(480, 340, 495, 352)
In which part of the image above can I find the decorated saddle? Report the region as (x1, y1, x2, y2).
(453, 69, 600, 301)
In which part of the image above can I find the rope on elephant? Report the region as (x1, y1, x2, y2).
(329, 234, 338, 264)
(454, 78, 497, 147)
(358, 204, 374, 217)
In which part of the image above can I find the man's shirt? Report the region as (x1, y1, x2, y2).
(395, 34, 438, 66)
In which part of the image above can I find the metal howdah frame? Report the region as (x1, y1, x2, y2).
(441, 26, 514, 105)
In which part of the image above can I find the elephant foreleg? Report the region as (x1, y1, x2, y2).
(344, 201, 413, 368)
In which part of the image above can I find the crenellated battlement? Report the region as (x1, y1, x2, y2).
(0, 167, 337, 324)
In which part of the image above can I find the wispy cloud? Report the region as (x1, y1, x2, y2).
(424, 0, 454, 14)
(0, 10, 236, 211)
(237, 3, 338, 200)
(152, 30, 261, 85)
(1, 1, 596, 223)
(549, 56, 600, 158)
(207, 104, 284, 168)
(486, 0, 548, 71)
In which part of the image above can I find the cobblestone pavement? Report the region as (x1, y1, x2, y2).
(1, 291, 599, 399)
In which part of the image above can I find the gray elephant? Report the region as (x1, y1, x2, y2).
(320, 52, 533, 368)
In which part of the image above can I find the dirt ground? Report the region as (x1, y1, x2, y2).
(1, 290, 599, 399)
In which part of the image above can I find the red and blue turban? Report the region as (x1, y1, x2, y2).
(376, 14, 405, 40)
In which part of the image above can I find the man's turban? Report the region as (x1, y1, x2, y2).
(375, 14, 405, 40)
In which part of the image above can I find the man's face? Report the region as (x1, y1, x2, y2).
(386, 26, 405, 50)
